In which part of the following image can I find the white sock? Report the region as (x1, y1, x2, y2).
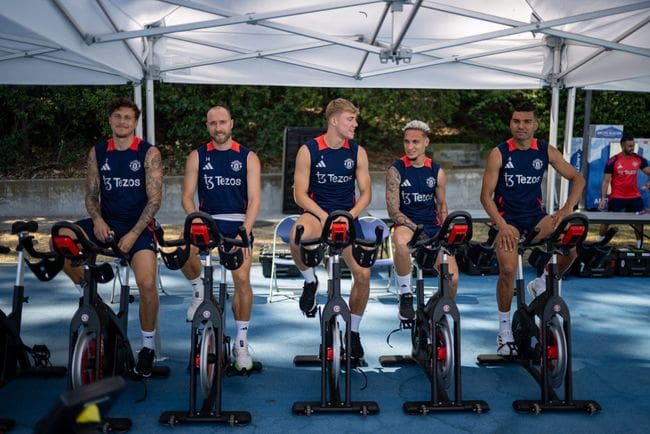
(141, 329, 156, 350)
(190, 277, 203, 299)
(235, 320, 249, 344)
(636, 240, 642, 249)
(301, 267, 316, 283)
(350, 314, 362, 333)
(396, 273, 411, 294)
(498, 311, 510, 333)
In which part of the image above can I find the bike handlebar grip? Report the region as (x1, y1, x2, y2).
(294, 225, 304, 246)
(237, 225, 250, 248)
(11, 220, 38, 235)
(407, 225, 425, 249)
(374, 225, 384, 245)
(599, 227, 618, 246)
(523, 227, 541, 246)
(105, 234, 130, 263)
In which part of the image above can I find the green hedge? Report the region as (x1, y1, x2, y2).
(1, 85, 648, 177)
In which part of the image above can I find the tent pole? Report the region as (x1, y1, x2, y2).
(133, 82, 143, 138)
(145, 37, 155, 146)
(545, 38, 562, 213)
(579, 90, 593, 210)
(559, 87, 576, 205)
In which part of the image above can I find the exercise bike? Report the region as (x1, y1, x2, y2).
(50, 221, 170, 396)
(379, 211, 489, 415)
(292, 210, 382, 416)
(158, 211, 261, 427)
(476, 213, 601, 414)
(0, 222, 67, 433)
(1, 221, 67, 385)
(35, 376, 126, 434)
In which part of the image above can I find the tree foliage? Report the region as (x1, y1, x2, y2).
(0, 84, 648, 178)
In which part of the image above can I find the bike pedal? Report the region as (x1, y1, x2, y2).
(400, 319, 414, 329)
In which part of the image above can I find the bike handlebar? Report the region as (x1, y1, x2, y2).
(407, 210, 473, 253)
(50, 221, 129, 264)
(522, 213, 589, 254)
(294, 210, 384, 251)
(11, 220, 58, 260)
(158, 212, 249, 270)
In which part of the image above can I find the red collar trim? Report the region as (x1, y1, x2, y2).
(507, 137, 538, 152)
(316, 135, 349, 151)
(207, 140, 240, 152)
(107, 136, 141, 151)
(400, 156, 431, 168)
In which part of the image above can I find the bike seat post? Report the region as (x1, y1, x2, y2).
(14, 233, 27, 290)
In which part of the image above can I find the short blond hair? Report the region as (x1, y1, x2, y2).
(325, 98, 359, 120)
(403, 120, 430, 134)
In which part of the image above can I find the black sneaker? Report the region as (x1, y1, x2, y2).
(299, 277, 318, 315)
(134, 347, 155, 378)
(398, 293, 416, 321)
(350, 331, 364, 360)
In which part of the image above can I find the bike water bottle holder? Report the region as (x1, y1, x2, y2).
(562, 225, 586, 247)
(414, 244, 439, 270)
(299, 238, 324, 267)
(159, 247, 190, 270)
(331, 221, 348, 244)
(52, 235, 83, 260)
(91, 262, 116, 284)
(190, 223, 214, 250)
(352, 239, 380, 268)
(218, 245, 245, 270)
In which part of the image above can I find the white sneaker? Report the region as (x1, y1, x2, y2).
(232, 340, 253, 371)
(526, 277, 546, 300)
(186, 294, 203, 322)
(496, 330, 518, 357)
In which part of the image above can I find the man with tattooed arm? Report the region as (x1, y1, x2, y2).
(60, 97, 164, 378)
(385, 120, 457, 322)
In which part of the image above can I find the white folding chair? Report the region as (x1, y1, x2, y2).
(267, 215, 302, 303)
(358, 216, 395, 296)
(110, 256, 167, 304)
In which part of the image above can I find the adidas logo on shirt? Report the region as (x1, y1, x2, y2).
(401, 179, 412, 187)
(504, 160, 514, 169)
(316, 160, 327, 168)
(203, 162, 214, 170)
(100, 162, 111, 171)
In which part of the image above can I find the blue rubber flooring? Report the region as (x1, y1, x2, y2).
(1, 262, 649, 433)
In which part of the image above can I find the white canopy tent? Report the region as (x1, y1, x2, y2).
(2, 0, 649, 209)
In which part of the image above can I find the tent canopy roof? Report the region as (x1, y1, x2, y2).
(1, 0, 649, 91)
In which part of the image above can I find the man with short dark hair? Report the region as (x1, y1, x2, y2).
(480, 102, 585, 356)
(598, 135, 650, 248)
(61, 97, 163, 377)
